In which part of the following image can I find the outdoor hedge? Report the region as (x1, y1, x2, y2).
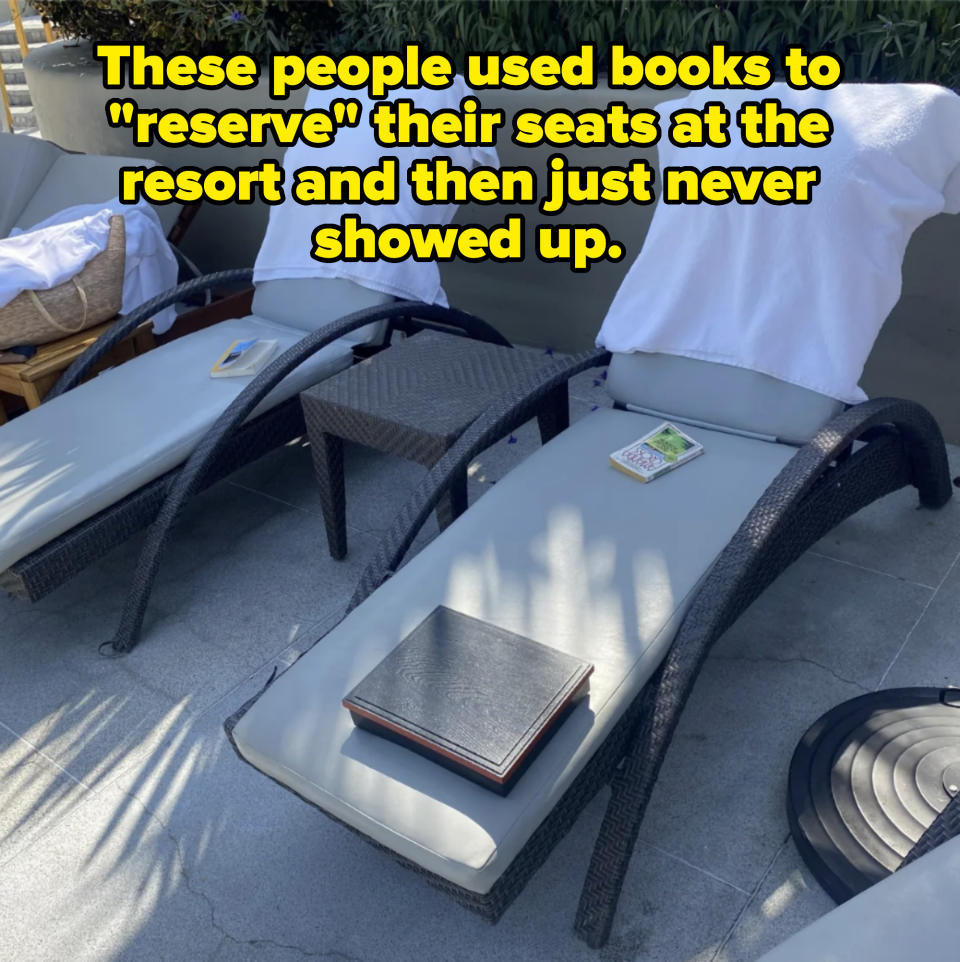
(30, 0, 960, 89)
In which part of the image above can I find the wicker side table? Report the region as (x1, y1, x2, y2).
(300, 330, 568, 559)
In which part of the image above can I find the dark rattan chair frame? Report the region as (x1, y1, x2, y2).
(1, 275, 510, 652)
(900, 793, 960, 868)
(224, 348, 952, 948)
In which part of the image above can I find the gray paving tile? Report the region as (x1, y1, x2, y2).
(0, 480, 379, 791)
(715, 843, 836, 962)
(638, 650, 865, 893)
(462, 416, 543, 485)
(717, 551, 933, 690)
(571, 391, 615, 417)
(229, 436, 491, 541)
(638, 554, 933, 894)
(0, 778, 223, 962)
(812, 444, 960, 588)
(230, 436, 423, 521)
(208, 939, 330, 962)
(0, 566, 189, 795)
(880, 555, 960, 689)
(94, 672, 746, 962)
(0, 724, 89, 869)
(112, 483, 384, 706)
(603, 839, 748, 962)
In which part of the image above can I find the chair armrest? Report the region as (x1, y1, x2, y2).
(46, 268, 254, 399)
(348, 347, 611, 610)
(901, 784, 960, 867)
(777, 396, 951, 513)
(109, 300, 510, 650)
(574, 395, 952, 945)
(387, 305, 512, 347)
(678, 397, 950, 645)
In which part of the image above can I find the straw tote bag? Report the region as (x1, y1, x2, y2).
(0, 215, 126, 351)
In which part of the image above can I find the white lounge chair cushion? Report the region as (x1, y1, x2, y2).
(606, 352, 844, 444)
(232, 408, 795, 894)
(755, 836, 960, 962)
(0, 315, 356, 573)
(252, 278, 390, 341)
(0, 132, 61, 239)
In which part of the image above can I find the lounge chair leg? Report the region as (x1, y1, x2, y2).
(107, 515, 174, 653)
(907, 425, 952, 509)
(574, 675, 676, 948)
(436, 469, 468, 529)
(573, 759, 651, 947)
(536, 384, 569, 444)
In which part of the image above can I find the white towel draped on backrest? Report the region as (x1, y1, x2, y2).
(597, 83, 960, 404)
(254, 79, 499, 306)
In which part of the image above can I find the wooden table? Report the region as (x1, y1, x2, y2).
(0, 320, 155, 424)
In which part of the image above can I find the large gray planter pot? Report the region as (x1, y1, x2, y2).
(24, 40, 305, 280)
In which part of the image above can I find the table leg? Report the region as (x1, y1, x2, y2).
(310, 432, 348, 560)
(22, 374, 58, 409)
(536, 383, 570, 444)
(436, 468, 468, 530)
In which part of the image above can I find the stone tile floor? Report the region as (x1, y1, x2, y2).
(1, 366, 959, 962)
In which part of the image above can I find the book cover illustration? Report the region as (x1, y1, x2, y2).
(610, 422, 704, 483)
(210, 338, 278, 377)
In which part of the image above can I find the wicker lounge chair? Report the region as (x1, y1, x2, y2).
(218, 85, 957, 947)
(0, 105, 508, 649)
(221, 351, 949, 947)
(0, 278, 506, 635)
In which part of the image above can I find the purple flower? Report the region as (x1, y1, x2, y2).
(507, 435, 517, 445)
(544, 347, 554, 356)
(229, 10, 243, 22)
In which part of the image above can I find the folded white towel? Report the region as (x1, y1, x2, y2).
(254, 79, 499, 306)
(0, 210, 110, 311)
(597, 83, 960, 404)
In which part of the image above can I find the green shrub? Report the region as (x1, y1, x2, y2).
(32, 0, 960, 88)
(31, 1, 342, 58)
(333, 0, 959, 85)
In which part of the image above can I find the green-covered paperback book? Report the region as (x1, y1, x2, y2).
(609, 422, 704, 483)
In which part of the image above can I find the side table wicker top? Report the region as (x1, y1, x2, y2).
(299, 329, 569, 559)
(300, 330, 557, 450)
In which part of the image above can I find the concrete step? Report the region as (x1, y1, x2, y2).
(10, 104, 36, 129)
(0, 20, 48, 47)
(0, 44, 23, 64)
(2, 63, 25, 84)
(4, 82, 31, 106)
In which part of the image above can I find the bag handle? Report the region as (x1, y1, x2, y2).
(26, 278, 89, 335)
